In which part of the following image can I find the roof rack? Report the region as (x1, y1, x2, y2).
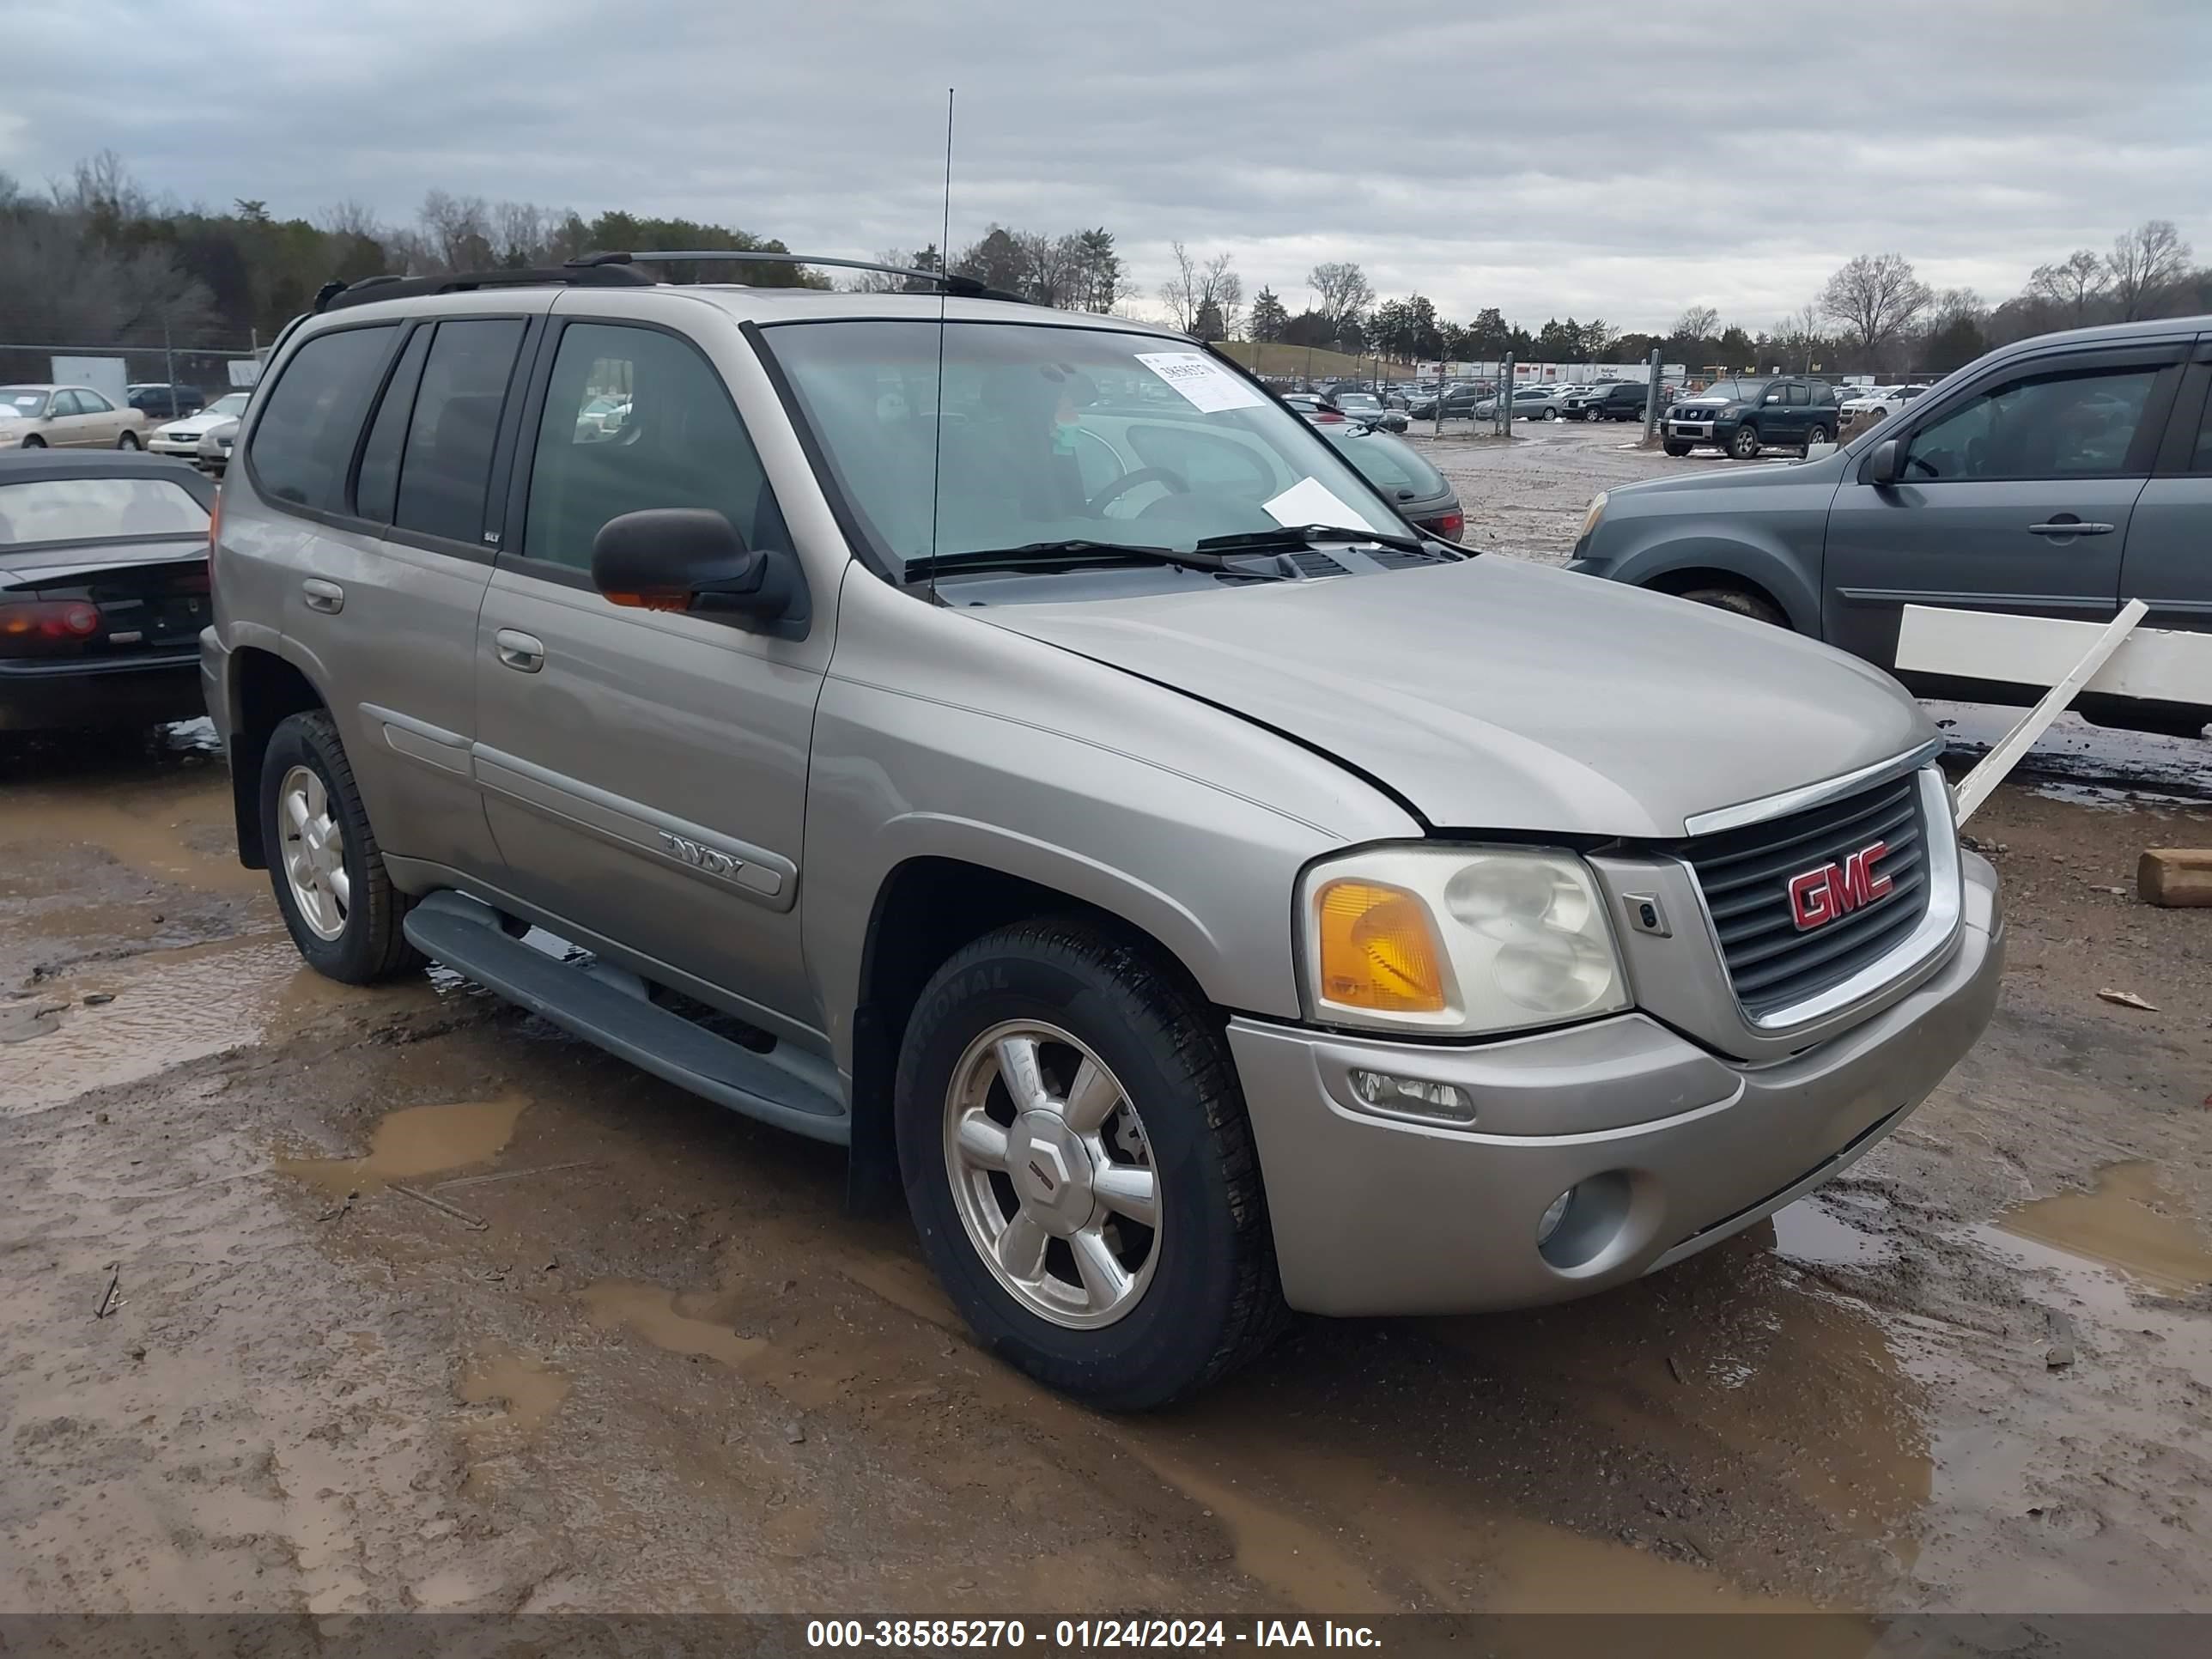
(567, 249, 1028, 304)
(311, 249, 1031, 316)
(316, 263, 655, 313)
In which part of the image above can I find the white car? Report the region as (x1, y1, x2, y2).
(1840, 384, 1929, 425)
(0, 384, 149, 449)
(150, 391, 252, 461)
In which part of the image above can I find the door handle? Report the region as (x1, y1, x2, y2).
(2027, 519, 2116, 537)
(495, 629, 545, 672)
(301, 579, 344, 613)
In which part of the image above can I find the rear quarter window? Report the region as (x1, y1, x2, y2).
(247, 325, 398, 514)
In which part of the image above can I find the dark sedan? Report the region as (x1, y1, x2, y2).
(1407, 386, 1487, 422)
(1316, 422, 1466, 541)
(0, 450, 215, 732)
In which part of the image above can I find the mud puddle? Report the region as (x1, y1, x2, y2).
(1771, 1194, 1900, 1269)
(459, 1343, 571, 1435)
(1934, 704, 2212, 801)
(278, 1091, 532, 1194)
(1, 934, 390, 1115)
(1991, 1160, 2212, 1296)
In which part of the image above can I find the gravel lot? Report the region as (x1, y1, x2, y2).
(4, 441, 2210, 1626)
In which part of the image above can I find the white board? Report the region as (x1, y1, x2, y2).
(50, 355, 129, 410)
(1895, 604, 2212, 707)
(228, 358, 263, 389)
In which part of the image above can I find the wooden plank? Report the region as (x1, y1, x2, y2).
(1951, 600, 2150, 825)
(2137, 849, 2212, 908)
(1895, 604, 2212, 706)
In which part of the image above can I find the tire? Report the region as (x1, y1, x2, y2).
(116, 431, 142, 450)
(21, 435, 45, 449)
(1802, 424, 1829, 455)
(895, 917, 1287, 1410)
(1678, 586, 1788, 628)
(1541, 406, 1559, 422)
(1729, 425, 1761, 460)
(260, 709, 424, 983)
(1662, 440, 1692, 457)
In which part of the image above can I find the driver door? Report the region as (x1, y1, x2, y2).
(1822, 344, 2184, 669)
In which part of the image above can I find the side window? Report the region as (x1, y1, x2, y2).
(392, 319, 526, 545)
(1784, 384, 1808, 407)
(50, 391, 83, 416)
(520, 322, 782, 572)
(77, 390, 114, 414)
(248, 325, 398, 512)
(1761, 385, 1789, 405)
(1904, 364, 2160, 483)
(1808, 381, 1835, 406)
(2191, 380, 2212, 474)
(352, 327, 432, 524)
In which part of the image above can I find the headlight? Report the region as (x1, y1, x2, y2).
(1298, 846, 1630, 1036)
(1578, 491, 1608, 540)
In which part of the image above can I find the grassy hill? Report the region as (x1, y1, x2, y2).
(1214, 340, 1418, 386)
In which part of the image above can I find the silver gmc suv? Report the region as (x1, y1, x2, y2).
(202, 254, 2003, 1407)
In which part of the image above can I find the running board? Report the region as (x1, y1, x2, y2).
(403, 890, 850, 1145)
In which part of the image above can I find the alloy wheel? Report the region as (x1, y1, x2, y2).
(942, 1019, 1160, 1328)
(277, 764, 350, 941)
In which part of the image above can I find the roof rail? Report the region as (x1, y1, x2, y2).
(316, 263, 656, 313)
(568, 249, 1029, 304)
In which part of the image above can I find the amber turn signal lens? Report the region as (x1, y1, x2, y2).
(1315, 878, 1448, 1013)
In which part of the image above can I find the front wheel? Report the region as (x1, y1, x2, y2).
(261, 709, 424, 983)
(1729, 425, 1761, 459)
(1662, 440, 1692, 456)
(896, 918, 1286, 1409)
(1679, 586, 1787, 628)
(21, 434, 45, 449)
(116, 431, 143, 450)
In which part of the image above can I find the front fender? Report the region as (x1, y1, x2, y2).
(1585, 485, 1836, 635)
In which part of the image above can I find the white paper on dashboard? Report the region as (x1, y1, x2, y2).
(1134, 351, 1267, 414)
(1261, 477, 1373, 532)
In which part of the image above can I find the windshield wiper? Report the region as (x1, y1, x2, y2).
(1195, 524, 1437, 556)
(902, 540, 1270, 584)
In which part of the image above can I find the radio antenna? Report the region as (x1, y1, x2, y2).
(927, 87, 954, 607)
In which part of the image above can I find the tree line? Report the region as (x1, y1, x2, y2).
(4, 154, 2204, 388)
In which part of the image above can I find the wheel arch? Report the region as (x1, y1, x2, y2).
(844, 854, 1226, 1216)
(225, 644, 330, 869)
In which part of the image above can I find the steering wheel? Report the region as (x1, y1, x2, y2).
(1084, 465, 1189, 517)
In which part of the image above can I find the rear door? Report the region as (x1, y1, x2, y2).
(1756, 380, 1806, 444)
(471, 305, 830, 1039)
(1822, 343, 2186, 669)
(240, 301, 538, 878)
(73, 390, 125, 446)
(2120, 338, 2212, 637)
(46, 391, 94, 446)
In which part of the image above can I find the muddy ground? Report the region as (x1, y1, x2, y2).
(4, 434, 2211, 1624)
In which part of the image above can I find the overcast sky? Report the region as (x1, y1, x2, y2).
(5, 0, 2208, 331)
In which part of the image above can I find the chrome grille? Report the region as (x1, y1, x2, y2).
(1676, 774, 1930, 1018)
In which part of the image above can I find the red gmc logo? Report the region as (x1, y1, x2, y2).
(1788, 842, 1893, 931)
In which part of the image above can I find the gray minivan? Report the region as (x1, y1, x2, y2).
(203, 255, 2002, 1407)
(1571, 316, 2212, 734)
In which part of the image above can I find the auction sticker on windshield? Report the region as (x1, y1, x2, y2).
(1135, 351, 1267, 415)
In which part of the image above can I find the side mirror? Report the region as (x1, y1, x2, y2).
(590, 507, 794, 624)
(1867, 438, 1904, 488)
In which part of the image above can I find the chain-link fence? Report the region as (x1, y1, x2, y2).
(0, 333, 264, 398)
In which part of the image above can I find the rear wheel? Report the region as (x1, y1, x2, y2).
(1541, 406, 1559, 422)
(1677, 586, 1787, 627)
(1729, 425, 1761, 459)
(116, 431, 142, 450)
(261, 709, 423, 983)
(1802, 423, 1829, 455)
(896, 917, 1286, 1409)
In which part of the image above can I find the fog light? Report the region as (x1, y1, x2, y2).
(1535, 1188, 1574, 1245)
(1347, 1068, 1475, 1123)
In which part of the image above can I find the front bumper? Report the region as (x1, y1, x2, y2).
(1230, 853, 2002, 1316)
(148, 436, 202, 459)
(0, 652, 204, 732)
(1665, 416, 1733, 442)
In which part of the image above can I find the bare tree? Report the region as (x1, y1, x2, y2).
(1158, 241, 1203, 332)
(1307, 260, 1373, 342)
(417, 190, 495, 272)
(1017, 230, 1086, 308)
(1819, 252, 1932, 368)
(2105, 219, 2192, 321)
(491, 200, 554, 267)
(316, 199, 382, 240)
(1671, 303, 1719, 341)
(2027, 248, 2107, 324)
(1158, 242, 1243, 336)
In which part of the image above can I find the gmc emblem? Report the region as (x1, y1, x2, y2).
(1788, 842, 1893, 931)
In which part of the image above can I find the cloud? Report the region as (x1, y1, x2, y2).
(5, 0, 2206, 329)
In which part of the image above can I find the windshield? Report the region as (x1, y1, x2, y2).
(204, 392, 250, 417)
(763, 320, 1399, 577)
(0, 477, 209, 544)
(1334, 392, 1382, 410)
(1698, 380, 1769, 403)
(2, 387, 50, 417)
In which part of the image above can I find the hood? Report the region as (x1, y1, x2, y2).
(978, 556, 1930, 838)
